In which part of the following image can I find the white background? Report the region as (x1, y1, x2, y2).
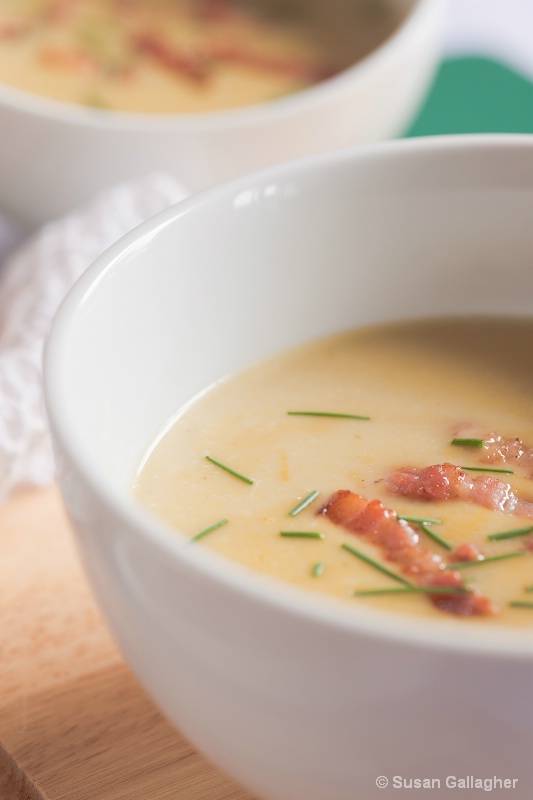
(444, 0, 533, 79)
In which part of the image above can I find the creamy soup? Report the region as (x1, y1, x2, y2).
(134, 317, 533, 627)
(0, 0, 401, 112)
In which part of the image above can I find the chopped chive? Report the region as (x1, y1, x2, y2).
(191, 518, 229, 541)
(205, 455, 254, 485)
(311, 561, 325, 577)
(397, 514, 442, 525)
(289, 489, 320, 516)
(487, 525, 533, 542)
(341, 543, 412, 586)
(288, 411, 370, 420)
(418, 521, 453, 551)
(354, 585, 469, 597)
(526, 584, 533, 593)
(509, 601, 533, 609)
(451, 437, 485, 447)
(280, 530, 324, 539)
(460, 465, 514, 475)
(448, 551, 527, 569)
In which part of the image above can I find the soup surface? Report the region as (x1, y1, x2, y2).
(135, 317, 533, 627)
(0, 0, 400, 112)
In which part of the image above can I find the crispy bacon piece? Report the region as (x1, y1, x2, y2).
(450, 542, 483, 563)
(387, 463, 533, 518)
(210, 43, 337, 82)
(424, 571, 494, 616)
(42, 0, 79, 23)
(196, 0, 240, 23)
(0, 18, 32, 40)
(454, 425, 533, 474)
(319, 490, 494, 617)
(133, 32, 337, 87)
(38, 46, 99, 74)
(133, 34, 212, 84)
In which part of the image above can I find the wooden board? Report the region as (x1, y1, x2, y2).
(0, 486, 253, 800)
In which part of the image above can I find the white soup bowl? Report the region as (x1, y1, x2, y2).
(44, 135, 533, 800)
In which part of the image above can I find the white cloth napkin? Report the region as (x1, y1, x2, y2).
(0, 174, 188, 502)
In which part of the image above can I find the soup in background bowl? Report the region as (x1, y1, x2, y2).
(44, 136, 533, 800)
(0, 0, 445, 227)
(0, 0, 402, 113)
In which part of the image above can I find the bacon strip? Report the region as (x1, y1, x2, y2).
(134, 32, 337, 85)
(42, 0, 79, 23)
(0, 19, 32, 40)
(210, 43, 337, 82)
(450, 542, 483, 563)
(454, 426, 533, 475)
(196, 0, 237, 23)
(134, 34, 212, 83)
(38, 46, 99, 74)
(319, 490, 494, 616)
(387, 463, 533, 518)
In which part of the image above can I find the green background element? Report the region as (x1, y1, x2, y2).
(404, 56, 533, 137)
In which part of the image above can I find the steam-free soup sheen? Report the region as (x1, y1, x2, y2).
(0, 0, 400, 112)
(135, 318, 533, 628)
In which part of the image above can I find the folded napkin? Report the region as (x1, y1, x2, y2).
(0, 174, 188, 502)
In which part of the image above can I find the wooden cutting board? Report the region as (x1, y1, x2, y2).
(0, 486, 253, 800)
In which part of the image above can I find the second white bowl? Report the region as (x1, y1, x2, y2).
(1, 0, 445, 228)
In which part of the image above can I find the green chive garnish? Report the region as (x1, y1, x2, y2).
(191, 518, 229, 541)
(341, 543, 411, 586)
(205, 455, 254, 485)
(487, 526, 533, 542)
(509, 601, 533, 609)
(460, 465, 514, 474)
(289, 490, 320, 516)
(451, 438, 484, 447)
(311, 561, 325, 577)
(354, 585, 468, 597)
(397, 514, 442, 525)
(280, 530, 324, 539)
(418, 521, 453, 551)
(288, 411, 370, 420)
(526, 584, 533, 593)
(448, 551, 527, 569)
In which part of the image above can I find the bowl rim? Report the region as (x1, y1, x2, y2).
(0, 0, 444, 130)
(44, 133, 533, 661)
